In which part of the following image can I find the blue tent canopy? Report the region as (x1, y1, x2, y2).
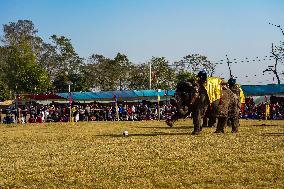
(54, 84, 284, 101)
(134, 90, 175, 97)
(241, 84, 284, 96)
(56, 90, 176, 101)
(57, 92, 100, 100)
(51, 84, 284, 101)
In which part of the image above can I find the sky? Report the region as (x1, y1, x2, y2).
(0, 0, 284, 85)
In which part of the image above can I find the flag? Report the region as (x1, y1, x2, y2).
(69, 92, 72, 106)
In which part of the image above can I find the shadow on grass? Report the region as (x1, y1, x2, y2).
(240, 123, 283, 127)
(252, 123, 280, 127)
(138, 125, 194, 129)
(262, 133, 284, 136)
(96, 132, 193, 138)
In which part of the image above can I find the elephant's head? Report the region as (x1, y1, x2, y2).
(174, 79, 200, 115)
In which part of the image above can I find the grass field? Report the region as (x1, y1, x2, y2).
(0, 119, 283, 189)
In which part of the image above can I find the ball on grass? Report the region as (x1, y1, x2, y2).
(123, 130, 129, 136)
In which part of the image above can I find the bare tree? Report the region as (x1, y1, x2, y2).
(263, 23, 284, 84)
(263, 43, 282, 84)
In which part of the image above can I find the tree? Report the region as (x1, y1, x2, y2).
(87, 53, 134, 91)
(263, 43, 283, 84)
(128, 63, 149, 90)
(2, 20, 38, 47)
(174, 54, 215, 76)
(2, 20, 51, 66)
(263, 23, 284, 84)
(175, 71, 195, 83)
(114, 53, 133, 90)
(1, 20, 52, 96)
(50, 35, 87, 92)
(127, 57, 176, 90)
(0, 46, 12, 100)
(0, 20, 96, 96)
(148, 57, 176, 90)
(4, 42, 51, 94)
(87, 54, 117, 91)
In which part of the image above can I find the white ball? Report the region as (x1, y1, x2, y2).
(123, 131, 129, 136)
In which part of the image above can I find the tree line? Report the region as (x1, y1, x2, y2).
(0, 19, 249, 101)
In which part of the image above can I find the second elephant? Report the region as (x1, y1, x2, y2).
(166, 77, 240, 134)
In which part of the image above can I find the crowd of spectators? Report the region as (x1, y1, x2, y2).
(0, 102, 177, 124)
(240, 96, 284, 120)
(1, 96, 284, 124)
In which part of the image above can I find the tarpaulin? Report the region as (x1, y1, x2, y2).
(204, 77, 223, 103)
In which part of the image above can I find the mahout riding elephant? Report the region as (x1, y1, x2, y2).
(226, 77, 243, 127)
(166, 77, 240, 135)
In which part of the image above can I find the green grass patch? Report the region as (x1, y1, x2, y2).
(0, 119, 283, 188)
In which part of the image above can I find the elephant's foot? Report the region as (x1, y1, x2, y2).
(214, 130, 224, 134)
(191, 130, 200, 135)
(208, 124, 215, 127)
(231, 129, 238, 133)
(166, 119, 174, 127)
(191, 127, 201, 135)
(231, 120, 239, 133)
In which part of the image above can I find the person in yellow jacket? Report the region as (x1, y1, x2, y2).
(71, 105, 78, 122)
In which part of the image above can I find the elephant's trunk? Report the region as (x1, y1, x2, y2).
(178, 106, 189, 115)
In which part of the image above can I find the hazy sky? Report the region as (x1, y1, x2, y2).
(1, 0, 284, 85)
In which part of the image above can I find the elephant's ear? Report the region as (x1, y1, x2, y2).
(192, 78, 199, 86)
(185, 81, 193, 87)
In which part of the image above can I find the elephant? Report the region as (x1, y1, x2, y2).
(166, 78, 240, 135)
(227, 79, 242, 127)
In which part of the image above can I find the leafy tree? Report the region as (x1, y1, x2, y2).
(4, 42, 51, 94)
(0, 20, 52, 97)
(0, 46, 12, 100)
(37, 42, 58, 79)
(128, 57, 176, 90)
(128, 63, 149, 90)
(50, 35, 87, 92)
(174, 54, 215, 76)
(0, 20, 97, 95)
(2, 20, 51, 66)
(148, 57, 176, 90)
(87, 54, 116, 91)
(2, 20, 38, 47)
(87, 53, 134, 91)
(175, 71, 195, 83)
(114, 53, 133, 90)
(84, 54, 104, 91)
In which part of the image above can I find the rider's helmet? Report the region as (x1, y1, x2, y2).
(197, 69, 207, 83)
(228, 77, 236, 86)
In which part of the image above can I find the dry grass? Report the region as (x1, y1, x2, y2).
(0, 119, 283, 189)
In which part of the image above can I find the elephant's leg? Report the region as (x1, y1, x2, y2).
(200, 114, 208, 131)
(231, 106, 240, 133)
(208, 115, 216, 127)
(165, 119, 174, 127)
(166, 111, 189, 127)
(231, 117, 239, 133)
(202, 106, 212, 127)
(202, 116, 208, 127)
(227, 119, 231, 127)
(214, 117, 227, 133)
(192, 111, 202, 135)
(166, 113, 179, 127)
